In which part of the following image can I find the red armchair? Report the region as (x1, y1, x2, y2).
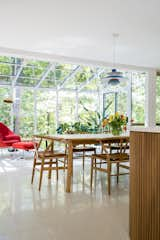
(0, 122, 21, 148)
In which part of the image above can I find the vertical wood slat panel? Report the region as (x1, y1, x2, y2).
(130, 131, 160, 240)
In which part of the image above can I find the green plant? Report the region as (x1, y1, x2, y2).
(56, 122, 90, 134)
(72, 122, 90, 133)
(56, 100, 113, 134)
(56, 123, 71, 134)
(79, 100, 112, 132)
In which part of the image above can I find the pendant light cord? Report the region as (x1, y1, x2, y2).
(113, 33, 119, 69)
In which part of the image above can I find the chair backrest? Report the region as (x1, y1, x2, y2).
(117, 138, 130, 154)
(0, 122, 13, 139)
(32, 137, 42, 160)
(101, 138, 129, 154)
(32, 136, 54, 158)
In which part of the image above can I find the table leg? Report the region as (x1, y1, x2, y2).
(66, 140, 73, 193)
(51, 140, 54, 152)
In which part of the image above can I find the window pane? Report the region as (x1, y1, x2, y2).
(103, 93, 115, 116)
(132, 72, 146, 124)
(78, 92, 99, 122)
(19, 89, 34, 137)
(118, 92, 127, 115)
(37, 90, 56, 134)
(59, 91, 75, 123)
(0, 87, 11, 126)
(103, 92, 127, 117)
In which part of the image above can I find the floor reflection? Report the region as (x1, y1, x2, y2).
(0, 151, 129, 240)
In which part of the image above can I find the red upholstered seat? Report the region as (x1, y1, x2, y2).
(0, 139, 20, 147)
(4, 134, 21, 141)
(12, 141, 35, 151)
(0, 122, 21, 148)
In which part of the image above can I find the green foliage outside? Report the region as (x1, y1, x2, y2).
(19, 89, 34, 137)
(56, 101, 112, 134)
(36, 91, 56, 135)
(0, 87, 11, 126)
(131, 73, 145, 123)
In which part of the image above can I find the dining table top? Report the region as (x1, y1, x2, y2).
(33, 132, 130, 143)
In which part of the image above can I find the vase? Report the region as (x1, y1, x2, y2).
(111, 127, 122, 136)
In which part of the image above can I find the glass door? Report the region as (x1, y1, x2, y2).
(103, 91, 127, 117)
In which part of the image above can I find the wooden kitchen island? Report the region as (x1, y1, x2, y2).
(130, 128, 160, 240)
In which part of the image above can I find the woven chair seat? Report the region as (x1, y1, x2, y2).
(73, 146, 96, 152)
(92, 153, 129, 161)
(38, 151, 66, 159)
(110, 145, 129, 150)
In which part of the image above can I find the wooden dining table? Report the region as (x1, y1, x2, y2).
(33, 133, 129, 193)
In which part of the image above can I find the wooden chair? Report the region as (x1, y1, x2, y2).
(31, 137, 67, 191)
(101, 140, 130, 154)
(90, 138, 129, 195)
(72, 144, 96, 170)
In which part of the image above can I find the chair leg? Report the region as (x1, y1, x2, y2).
(56, 158, 59, 180)
(90, 157, 94, 189)
(117, 163, 119, 184)
(64, 144, 68, 171)
(82, 151, 85, 170)
(100, 147, 103, 169)
(95, 158, 97, 173)
(39, 158, 44, 191)
(48, 159, 52, 179)
(100, 159, 102, 168)
(71, 153, 73, 176)
(31, 154, 36, 184)
(107, 162, 111, 195)
(64, 157, 66, 171)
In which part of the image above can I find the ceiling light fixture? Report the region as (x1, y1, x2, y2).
(102, 33, 126, 87)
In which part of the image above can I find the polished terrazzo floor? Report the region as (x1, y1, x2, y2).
(0, 151, 129, 240)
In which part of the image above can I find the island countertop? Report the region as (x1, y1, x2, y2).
(130, 126, 160, 133)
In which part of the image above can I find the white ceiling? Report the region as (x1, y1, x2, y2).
(0, 0, 160, 69)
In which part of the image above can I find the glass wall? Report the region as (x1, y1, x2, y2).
(37, 90, 56, 134)
(0, 87, 12, 127)
(58, 91, 76, 123)
(118, 92, 127, 115)
(103, 91, 127, 117)
(19, 88, 34, 137)
(131, 72, 146, 124)
(78, 92, 99, 122)
(103, 92, 115, 116)
(0, 65, 148, 137)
